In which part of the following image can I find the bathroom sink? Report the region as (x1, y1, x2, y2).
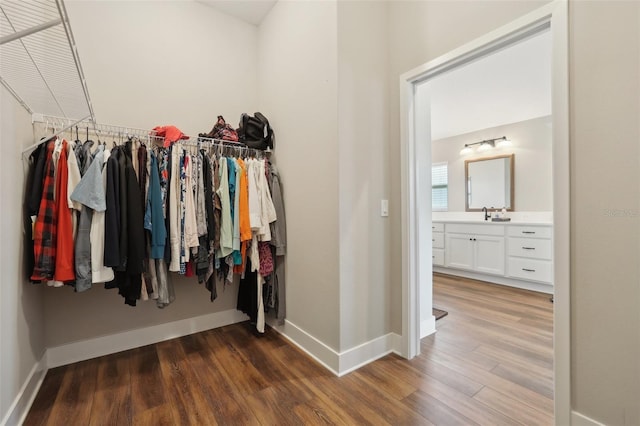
(491, 217, 511, 222)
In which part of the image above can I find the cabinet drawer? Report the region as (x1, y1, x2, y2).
(507, 225, 552, 239)
(446, 223, 504, 236)
(432, 248, 444, 266)
(508, 258, 552, 283)
(432, 232, 444, 249)
(432, 222, 444, 233)
(508, 237, 552, 260)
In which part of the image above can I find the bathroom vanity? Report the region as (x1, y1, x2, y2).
(432, 219, 553, 294)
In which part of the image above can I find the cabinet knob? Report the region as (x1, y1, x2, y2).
(522, 231, 536, 234)
(522, 247, 535, 250)
(522, 268, 536, 272)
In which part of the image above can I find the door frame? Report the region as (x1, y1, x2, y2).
(398, 1, 570, 424)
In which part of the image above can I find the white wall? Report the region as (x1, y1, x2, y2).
(258, 0, 341, 350)
(570, 1, 640, 424)
(0, 86, 46, 423)
(257, 0, 392, 354)
(66, 0, 258, 136)
(40, 1, 260, 348)
(337, 0, 390, 350)
(432, 116, 553, 213)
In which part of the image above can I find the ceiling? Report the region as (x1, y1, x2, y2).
(196, 0, 277, 26)
(428, 30, 552, 140)
(164, 1, 548, 141)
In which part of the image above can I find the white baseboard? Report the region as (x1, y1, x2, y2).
(338, 332, 402, 376)
(267, 318, 402, 377)
(433, 267, 554, 294)
(1, 352, 48, 426)
(47, 309, 248, 368)
(8, 313, 398, 425)
(266, 318, 340, 374)
(421, 315, 436, 339)
(571, 411, 605, 426)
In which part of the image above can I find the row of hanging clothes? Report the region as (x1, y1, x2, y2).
(25, 125, 286, 332)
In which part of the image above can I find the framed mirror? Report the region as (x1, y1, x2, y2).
(465, 154, 514, 211)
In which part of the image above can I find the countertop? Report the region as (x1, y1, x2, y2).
(432, 219, 552, 226)
(432, 212, 553, 226)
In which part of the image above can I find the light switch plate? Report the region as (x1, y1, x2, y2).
(381, 199, 389, 217)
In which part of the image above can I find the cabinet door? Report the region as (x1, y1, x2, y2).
(445, 234, 474, 270)
(474, 235, 505, 275)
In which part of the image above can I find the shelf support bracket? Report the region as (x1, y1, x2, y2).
(0, 18, 62, 46)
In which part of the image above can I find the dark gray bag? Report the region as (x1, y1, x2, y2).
(237, 112, 274, 150)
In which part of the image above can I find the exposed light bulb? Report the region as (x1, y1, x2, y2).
(477, 142, 493, 152)
(460, 145, 473, 155)
(496, 137, 512, 148)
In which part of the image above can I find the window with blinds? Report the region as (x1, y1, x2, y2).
(432, 162, 448, 211)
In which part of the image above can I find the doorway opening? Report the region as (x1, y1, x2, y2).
(399, 2, 570, 424)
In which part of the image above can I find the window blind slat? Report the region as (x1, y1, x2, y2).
(432, 163, 448, 211)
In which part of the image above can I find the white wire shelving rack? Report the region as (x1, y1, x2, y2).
(0, 0, 94, 120)
(26, 114, 272, 159)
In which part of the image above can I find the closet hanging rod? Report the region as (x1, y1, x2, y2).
(21, 113, 91, 156)
(34, 114, 159, 140)
(195, 136, 273, 153)
(195, 136, 249, 146)
(90, 123, 157, 139)
(183, 138, 271, 158)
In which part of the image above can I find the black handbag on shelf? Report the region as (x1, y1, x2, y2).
(237, 112, 274, 150)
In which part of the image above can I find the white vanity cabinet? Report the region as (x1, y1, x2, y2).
(433, 221, 553, 293)
(506, 225, 553, 284)
(445, 223, 505, 276)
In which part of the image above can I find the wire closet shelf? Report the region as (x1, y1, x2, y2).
(0, 0, 94, 120)
(26, 115, 272, 159)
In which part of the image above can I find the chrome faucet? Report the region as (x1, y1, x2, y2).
(482, 207, 490, 221)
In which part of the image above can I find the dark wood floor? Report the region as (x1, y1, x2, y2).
(25, 274, 554, 425)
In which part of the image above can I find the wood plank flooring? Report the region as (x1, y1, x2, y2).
(25, 273, 554, 425)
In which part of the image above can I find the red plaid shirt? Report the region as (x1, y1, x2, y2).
(53, 140, 75, 282)
(31, 141, 57, 282)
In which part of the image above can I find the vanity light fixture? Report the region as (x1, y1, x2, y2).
(459, 136, 511, 155)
